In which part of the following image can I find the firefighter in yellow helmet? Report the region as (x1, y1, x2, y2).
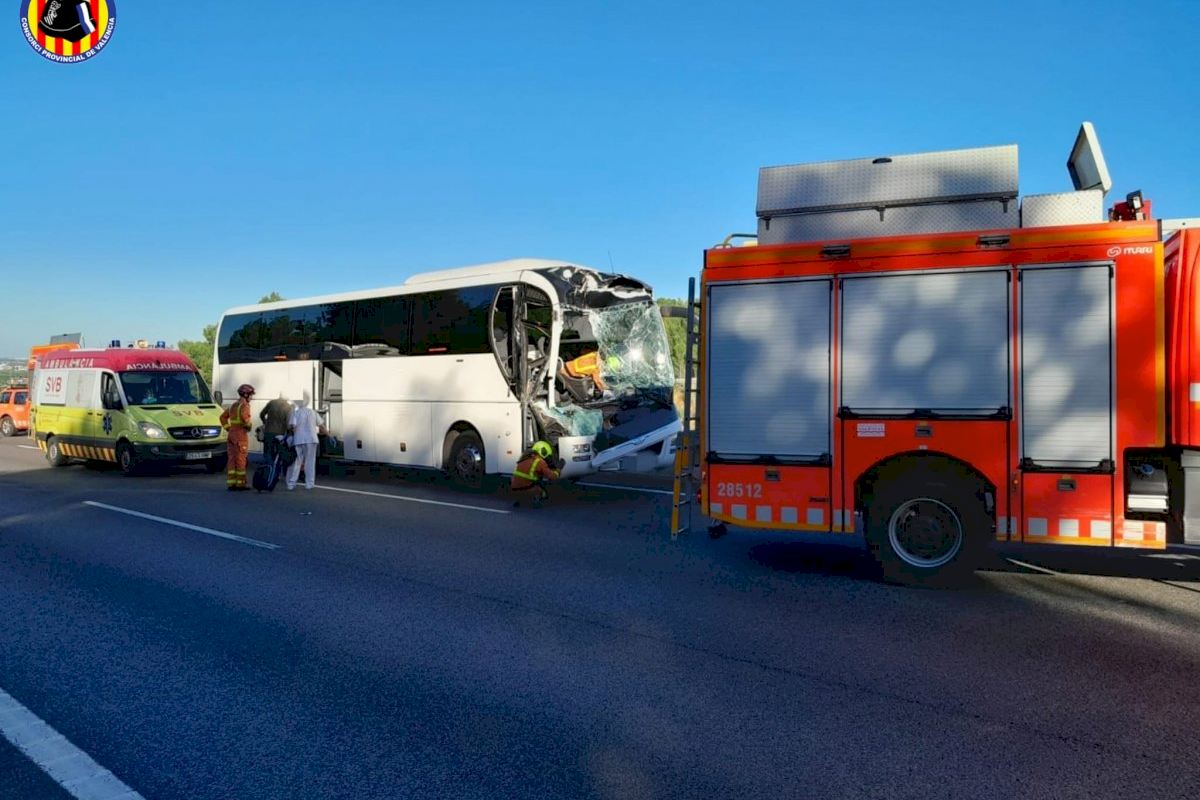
(510, 440, 561, 507)
(219, 383, 255, 490)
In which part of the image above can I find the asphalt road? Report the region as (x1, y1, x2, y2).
(1, 435, 1198, 800)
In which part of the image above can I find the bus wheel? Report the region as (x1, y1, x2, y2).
(449, 431, 485, 489)
(45, 436, 68, 467)
(0, 417, 14, 437)
(865, 470, 987, 587)
(116, 441, 140, 476)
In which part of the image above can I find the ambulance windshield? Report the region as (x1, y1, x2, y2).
(120, 370, 212, 406)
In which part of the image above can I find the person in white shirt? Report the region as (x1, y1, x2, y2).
(286, 392, 322, 490)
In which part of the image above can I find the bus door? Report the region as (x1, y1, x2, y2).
(490, 286, 524, 396)
(318, 360, 344, 457)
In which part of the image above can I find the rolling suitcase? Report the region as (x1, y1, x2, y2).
(252, 460, 280, 492)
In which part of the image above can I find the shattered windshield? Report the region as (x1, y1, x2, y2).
(591, 301, 675, 397)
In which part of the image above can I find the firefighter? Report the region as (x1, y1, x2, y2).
(561, 351, 622, 396)
(220, 383, 255, 491)
(510, 440, 561, 507)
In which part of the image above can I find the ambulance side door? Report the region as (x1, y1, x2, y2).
(71, 370, 102, 445)
(99, 372, 126, 455)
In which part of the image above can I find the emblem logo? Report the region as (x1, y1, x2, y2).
(191, 428, 201, 438)
(1106, 246, 1121, 258)
(20, 0, 116, 63)
(102, 413, 113, 435)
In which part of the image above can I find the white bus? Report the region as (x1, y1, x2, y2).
(212, 259, 681, 486)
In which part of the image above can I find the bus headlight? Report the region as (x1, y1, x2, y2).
(139, 422, 168, 439)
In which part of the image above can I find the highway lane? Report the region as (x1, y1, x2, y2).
(1, 436, 1199, 799)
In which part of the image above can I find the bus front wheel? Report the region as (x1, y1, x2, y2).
(448, 431, 485, 490)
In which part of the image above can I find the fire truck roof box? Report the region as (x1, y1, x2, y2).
(756, 144, 1018, 245)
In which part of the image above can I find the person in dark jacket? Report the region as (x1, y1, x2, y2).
(259, 393, 292, 463)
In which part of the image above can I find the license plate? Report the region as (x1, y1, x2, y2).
(185, 452, 211, 460)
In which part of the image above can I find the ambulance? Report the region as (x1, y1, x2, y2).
(31, 343, 227, 475)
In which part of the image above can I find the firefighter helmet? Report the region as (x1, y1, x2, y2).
(532, 440, 553, 459)
(39, 1, 98, 44)
(237, 383, 256, 398)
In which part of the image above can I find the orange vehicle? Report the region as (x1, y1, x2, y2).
(690, 123, 1200, 584)
(0, 340, 82, 437)
(0, 383, 30, 436)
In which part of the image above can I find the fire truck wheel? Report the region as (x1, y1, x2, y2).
(865, 471, 988, 586)
(0, 416, 14, 437)
(116, 441, 140, 476)
(45, 436, 69, 467)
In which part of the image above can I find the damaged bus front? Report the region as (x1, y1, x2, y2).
(493, 266, 681, 477)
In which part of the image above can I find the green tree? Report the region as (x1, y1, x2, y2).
(259, 291, 284, 304)
(656, 297, 688, 378)
(177, 324, 217, 383)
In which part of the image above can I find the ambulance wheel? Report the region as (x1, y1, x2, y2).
(206, 455, 227, 474)
(448, 431, 485, 489)
(116, 441, 140, 476)
(0, 417, 14, 437)
(45, 436, 68, 467)
(864, 467, 988, 587)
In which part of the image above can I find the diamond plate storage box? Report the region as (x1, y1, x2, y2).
(1020, 190, 1104, 228)
(757, 145, 1019, 244)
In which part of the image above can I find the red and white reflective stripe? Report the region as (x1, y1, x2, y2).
(1120, 520, 1164, 542)
(708, 502, 851, 530)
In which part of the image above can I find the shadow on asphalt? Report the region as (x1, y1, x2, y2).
(745, 540, 880, 582)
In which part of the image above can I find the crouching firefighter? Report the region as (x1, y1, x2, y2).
(510, 440, 561, 507)
(220, 383, 255, 491)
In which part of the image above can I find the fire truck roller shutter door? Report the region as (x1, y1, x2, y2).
(1020, 264, 1112, 467)
(707, 279, 832, 460)
(841, 270, 1010, 414)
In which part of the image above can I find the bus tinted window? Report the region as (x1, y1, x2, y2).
(217, 312, 266, 363)
(412, 287, 496, 355)
(318, 302, 356, 359)
(354, 295, 411, 357)
(262, 303, 356, 360)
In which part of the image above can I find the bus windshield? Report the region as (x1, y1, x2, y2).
(590, 301, 674, 400)
(120, 370, 212, 406)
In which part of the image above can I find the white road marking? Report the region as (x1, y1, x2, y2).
(82, 501, 280, 550)
(17, 444, 39, 450)
(576, 481, 674, 496)
(1005, 557, 1060, 576)
(315, 484, 511, 514)
(0, 686, 144, 800)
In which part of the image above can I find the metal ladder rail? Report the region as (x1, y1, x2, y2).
(671, 277, 701, 539)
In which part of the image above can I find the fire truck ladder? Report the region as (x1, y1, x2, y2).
(670, 277, 701, 539)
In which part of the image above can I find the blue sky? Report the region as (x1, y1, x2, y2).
(1, 0, 1197, 356)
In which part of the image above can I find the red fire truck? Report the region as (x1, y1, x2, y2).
(694, 123, 1200, 584)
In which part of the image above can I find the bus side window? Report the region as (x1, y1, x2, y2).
(412, 287, 495, 355)
(353, 295, 411, 357)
